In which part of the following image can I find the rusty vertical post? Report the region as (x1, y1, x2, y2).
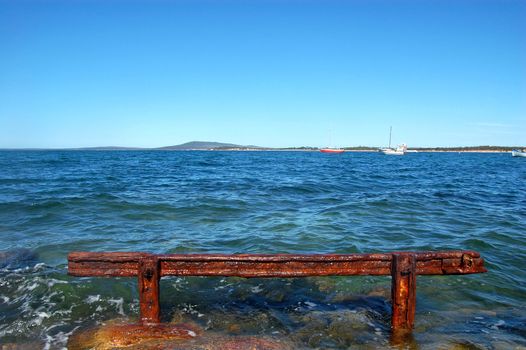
(138, 256, 161, 324)
(391, 253, 416, 332)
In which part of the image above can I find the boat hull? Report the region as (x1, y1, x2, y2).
(512, 150, 526, 157)
(379, 148, 405, 155)
(320, 148, 345, 154)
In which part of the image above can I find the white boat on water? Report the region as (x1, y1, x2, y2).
(379, 127, 407, 155)
(512, 149, 526, 157)
(379, 144, 407, 155)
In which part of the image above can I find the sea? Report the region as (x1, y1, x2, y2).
(0, 150, 525, 349)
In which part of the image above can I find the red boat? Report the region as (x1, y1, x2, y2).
(320, 148, 345, 154)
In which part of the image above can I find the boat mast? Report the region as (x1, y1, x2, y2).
(388, 126, 392, 149)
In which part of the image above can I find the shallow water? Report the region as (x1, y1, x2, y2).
(0, 150, 525, 349)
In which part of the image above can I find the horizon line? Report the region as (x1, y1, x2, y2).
(0, 145, 524, 151)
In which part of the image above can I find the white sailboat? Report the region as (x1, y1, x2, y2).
(512, 149, 526, 157)
(379, 127, 407, 155)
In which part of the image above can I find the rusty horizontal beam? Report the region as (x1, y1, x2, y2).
(67, 250, 486, 336)
(68, 251, 486, 278)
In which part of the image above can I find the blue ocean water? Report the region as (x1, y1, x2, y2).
(0, 150, 525, 349)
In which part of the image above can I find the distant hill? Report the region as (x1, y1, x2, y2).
(157, 141, 261, 150)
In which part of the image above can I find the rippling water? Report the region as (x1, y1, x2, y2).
(0, 150, 525, 349)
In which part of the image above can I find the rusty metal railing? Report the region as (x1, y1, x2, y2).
(68, 251, 486, 334)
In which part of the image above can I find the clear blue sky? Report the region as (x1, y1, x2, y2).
(0, 0, 525, 148)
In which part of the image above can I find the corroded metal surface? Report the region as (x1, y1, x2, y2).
(138, 256, 161, 324)
(69, 251, 486, 278)
(67, 250, 486, 337)
(391, 253, 417, 331)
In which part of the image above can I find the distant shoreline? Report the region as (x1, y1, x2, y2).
(0, 148, 518, 153)
(0, 141, 522, 152)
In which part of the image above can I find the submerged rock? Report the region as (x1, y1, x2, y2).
(291, 309, 382, 348)
(440, 341, 488, 350)
(68, 320, 201, 350)
(0, 342, 43, 350)
(170, 306, 288, 336)
(0, 248, 38, 268)
(366, 285, 391, 299)
(67, 319, 294, 350)
(330, 285, 391, 303)
(168, 336, 293, 350)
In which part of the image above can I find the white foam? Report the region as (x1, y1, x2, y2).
(47, 278, 68, 288)
(33, 262, 46, 271)
(33, 311, 51, 326)
(251, 285, 263, 293)
(491, 319, 505, 329)
(85, 295, 101, 304)
(108, 297, 125, 316)
(304, 301, 317, 308)
(43, 326, 79, 350)
(53, 306, 73, 317)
